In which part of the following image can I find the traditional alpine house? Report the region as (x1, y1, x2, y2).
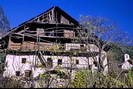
(0, 6, 109, 78)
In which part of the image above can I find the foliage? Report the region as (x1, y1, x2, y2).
(71, 70, 129, 88)
(72, 70, 89, 88)
(126, 69, 133, 87)
(0, 52, 6, 73)
(108, 44, 133, 62)
(39, 72, 46, 79)
(47, 44, 60, 52)
(1, 78, 24, 88)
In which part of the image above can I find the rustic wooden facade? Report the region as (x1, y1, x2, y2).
(0, 6, 104, 56)
(1, 7, 81, 52)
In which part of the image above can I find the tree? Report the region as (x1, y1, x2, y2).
(79, 15, 132, 74)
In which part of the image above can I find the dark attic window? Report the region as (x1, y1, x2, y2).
(58, 59, 62, 65)
(16, 71, 20, 76)
(22, 58, 26, 64)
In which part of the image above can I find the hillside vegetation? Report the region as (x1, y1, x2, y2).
(108, 44, 133, 62)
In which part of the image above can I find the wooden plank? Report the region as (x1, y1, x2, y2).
(64, 30, 75, 38)
(8, 39, 21, 50)
(22, 41, 36, 50)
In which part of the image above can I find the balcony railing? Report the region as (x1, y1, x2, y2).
(8, 40, 99, 53)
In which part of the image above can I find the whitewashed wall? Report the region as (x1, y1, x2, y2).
(65, 43, 99, 52)
(3, 53, 108, 78)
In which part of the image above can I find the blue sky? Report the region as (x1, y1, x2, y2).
(0, 0, 133, 38)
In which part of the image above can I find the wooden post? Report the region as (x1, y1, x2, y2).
(23, 26, 25, 43)
(52, 7, 55, 23)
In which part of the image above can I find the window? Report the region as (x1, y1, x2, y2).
(93, 61, 98, 67)
(76, 60, 79, 64)
(80, 44, 86, 51)
(47, 58, 53, 68)
(25, 70, 32, 77)
(58, 59, 62, 65)
(16, 71, 20, 76)
(22, 58, 26, 64)
(126, 54, 129, 59)
(80, 44, 84, 48)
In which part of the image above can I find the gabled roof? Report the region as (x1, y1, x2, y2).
(16, 6, 80, 27)
(1, 6, 80, 38)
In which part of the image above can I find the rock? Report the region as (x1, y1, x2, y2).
(0, 7, 10, 36)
